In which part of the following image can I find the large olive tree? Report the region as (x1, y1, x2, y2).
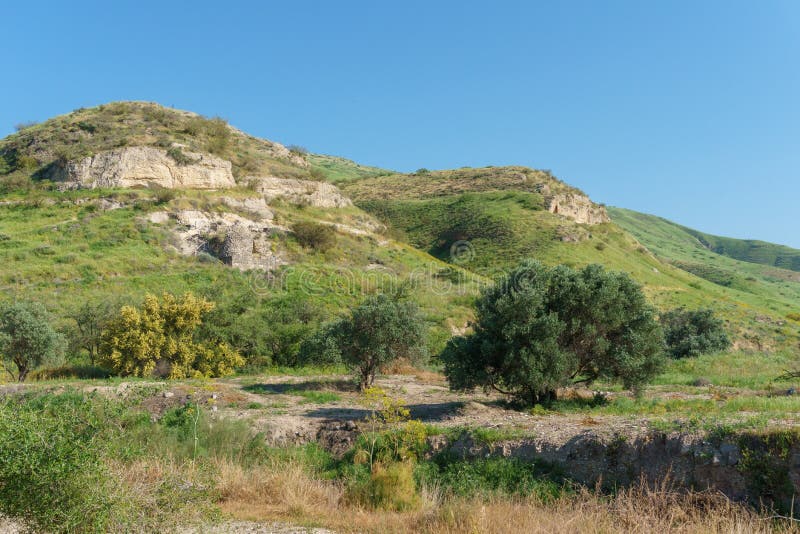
(440, 260, 665, 405)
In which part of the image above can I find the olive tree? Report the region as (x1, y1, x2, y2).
(0, 301, 65, 382)
(440, 260, 665, 405)
(301, 292, 427, 389)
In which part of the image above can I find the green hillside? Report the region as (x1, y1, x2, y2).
(306, 153, 393, 183)
(0, 101, 797, 365)
(609, 207, 800, 332)
(344, 170, 800, 349)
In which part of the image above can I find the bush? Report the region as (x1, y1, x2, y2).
(356, 461, 419, 511)
(13, 121, 38, 131)
(203, 117, 231, 155)
(292, 221, 337, 252)
(660, 307, 731, 359)
(301, 292, 428, 389)
(166, 146, 196, 166)
(287, 145, 308, 155)
(440, 260, 665, 405)
(0, 395, 116, 532)
(153, 186, 177, 204)
(199, 294, 321, 368)
(30, 364, 112, 381)
(0, 301, 65, 381)
(98, 292, 244, 378)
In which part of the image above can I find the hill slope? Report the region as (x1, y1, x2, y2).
(0, 101, 797, 360)
(609, 207, 800, 340)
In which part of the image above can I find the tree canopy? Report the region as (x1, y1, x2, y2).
(301, 292, 427, 389)
(0, 301, 65, 382)
(440, 260, 665, 405)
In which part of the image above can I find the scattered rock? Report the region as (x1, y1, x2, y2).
(220, 196, 274, 221)
(316, 420, 361, 458)
(247, 176, 353, 208)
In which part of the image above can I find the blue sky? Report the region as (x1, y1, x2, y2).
(2, 1, 799, 246)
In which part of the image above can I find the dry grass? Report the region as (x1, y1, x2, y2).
(210, 459, 793, 534)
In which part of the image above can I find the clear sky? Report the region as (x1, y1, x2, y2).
(2, 1, 799, 246)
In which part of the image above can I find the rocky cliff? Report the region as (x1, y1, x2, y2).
(47, 146, 236, 190)
(546, 192, 610, 225)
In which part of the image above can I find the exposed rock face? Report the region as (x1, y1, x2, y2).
(247, 176, 353, 208)
(219, 196, 274, 221)
(148, 209, 287, 271)
(432, 429, 800, 508)
(49, 146, 236, 190)
(546, 193, 609, 225)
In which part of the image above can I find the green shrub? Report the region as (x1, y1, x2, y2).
(166, 146, 196, 166)
(292, 221, 337, 251)
(440, 260, 665, 405)
(346, 461, 419, 511)
(416, 455, 564, 499)
(203, 117, 230, 155)
(0, 395, 116, 532)
(660, 307, 731, 359)
(30, 364, 112, 380)
(153, 186, 176, 204)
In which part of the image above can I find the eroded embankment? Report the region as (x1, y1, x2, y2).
(422, 428, 800, 512)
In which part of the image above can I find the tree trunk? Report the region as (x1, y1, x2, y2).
(359, 366, 372, 390)
(17, 366, 28, 382)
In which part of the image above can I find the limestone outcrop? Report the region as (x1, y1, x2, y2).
(49, 146, 236, 190)
(546, 193, 609, 225)
(148, 209, 287, 271)
(246, 176, 353, 208)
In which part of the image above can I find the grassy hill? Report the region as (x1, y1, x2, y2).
(0, 101, 314, 191)
(609, 207, 800, 333)
(344, 169, 800, 350)
(0, 101, 798, 364)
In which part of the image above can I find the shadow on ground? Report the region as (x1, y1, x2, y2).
(243, 380, 357, 395)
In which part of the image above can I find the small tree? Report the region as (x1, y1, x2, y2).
(660, 307, 731, 358)
(440, 260, 665, 405)
(0, 301, 65, 382)
(67, 300, 120, 365)
(98, 293, 243, 378)
(301, 292, 427, 389)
